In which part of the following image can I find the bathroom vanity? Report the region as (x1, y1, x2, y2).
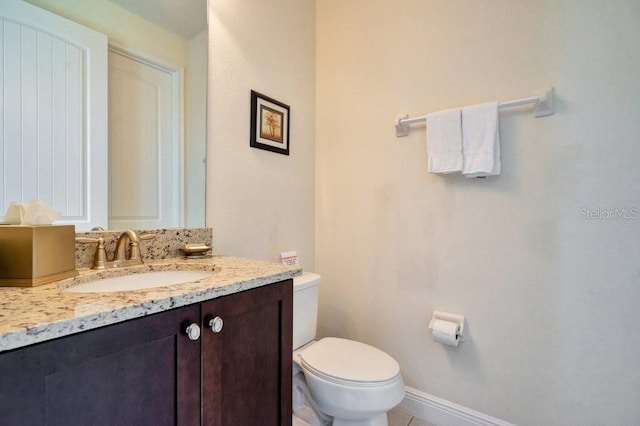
(0, 255, 299, 425)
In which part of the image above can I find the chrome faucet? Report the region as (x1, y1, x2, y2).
(75, 230, 156, 269)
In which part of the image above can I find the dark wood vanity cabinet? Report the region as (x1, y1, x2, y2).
(0, 303, 201, 425)
(0, 279, 292, 426)
(202, 280, 293, 425)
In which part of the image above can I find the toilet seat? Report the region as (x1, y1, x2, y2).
(299, 337, 401, 387)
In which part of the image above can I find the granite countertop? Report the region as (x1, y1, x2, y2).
(0, 255, 301, 353)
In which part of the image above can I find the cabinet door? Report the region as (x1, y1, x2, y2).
(0, 304, 201, 426)
(202, 279, 293, 426)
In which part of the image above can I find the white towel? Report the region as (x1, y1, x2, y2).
(426, 108, 463, 174)
(461, 102, 501, 178)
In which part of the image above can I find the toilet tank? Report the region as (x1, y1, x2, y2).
(293, 272, 321, 350)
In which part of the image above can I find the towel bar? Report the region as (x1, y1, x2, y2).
(395, 87, 554, 137)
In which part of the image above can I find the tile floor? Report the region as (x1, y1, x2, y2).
(388, 406, 435, 426)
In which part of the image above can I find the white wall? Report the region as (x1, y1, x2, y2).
(206, 0, 316, 267)
(316, 1, 640, 425)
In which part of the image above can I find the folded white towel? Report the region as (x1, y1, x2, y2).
(462, 102, 501, 178)
(426, 108, 463, 174)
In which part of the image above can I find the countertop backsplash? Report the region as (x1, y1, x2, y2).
(75, 228, 213, 269)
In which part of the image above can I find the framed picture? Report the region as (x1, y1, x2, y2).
(250, 90, 290, 155)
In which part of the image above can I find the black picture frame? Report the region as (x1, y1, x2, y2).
(250, 90, 290, 155)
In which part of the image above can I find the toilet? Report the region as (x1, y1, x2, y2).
(293, 272, 405, 426)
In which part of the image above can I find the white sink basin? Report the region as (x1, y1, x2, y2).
(66, 270, 214, 293)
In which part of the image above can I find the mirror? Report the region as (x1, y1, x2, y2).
(22, 0, 207, 230)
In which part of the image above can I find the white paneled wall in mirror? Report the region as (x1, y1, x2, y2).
(0, 0, 108, 230)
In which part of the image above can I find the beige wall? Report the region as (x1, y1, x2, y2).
(206, 0, 316, 267)
(316, 1, 640, 425)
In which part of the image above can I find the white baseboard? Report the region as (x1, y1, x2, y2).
(398, 386, 516, 426)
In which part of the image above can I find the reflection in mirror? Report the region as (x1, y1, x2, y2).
(22, 0, 207, 230)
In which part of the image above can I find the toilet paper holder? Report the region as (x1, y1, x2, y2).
(429, 310, 465, 341)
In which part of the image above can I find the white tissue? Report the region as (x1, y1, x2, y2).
(3, 202, 26, 224)
(3, 200, 60, 225)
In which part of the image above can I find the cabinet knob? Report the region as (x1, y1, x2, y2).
(185, 323, 201, 341)
(209, 316, 224, 333)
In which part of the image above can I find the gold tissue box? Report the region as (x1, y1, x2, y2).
(0, 225, 78, 287)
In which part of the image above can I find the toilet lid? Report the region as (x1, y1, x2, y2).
(299, 337, 400, 383)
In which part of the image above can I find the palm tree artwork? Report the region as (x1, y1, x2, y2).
(260, 106, 283, 143)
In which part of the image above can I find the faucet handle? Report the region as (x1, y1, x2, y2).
(75, 237, 100, 244)
(128, 233, 155, 261)
(75, 237, 108, 269)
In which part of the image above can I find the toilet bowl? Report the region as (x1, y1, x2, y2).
(293, 273, 405, 426)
